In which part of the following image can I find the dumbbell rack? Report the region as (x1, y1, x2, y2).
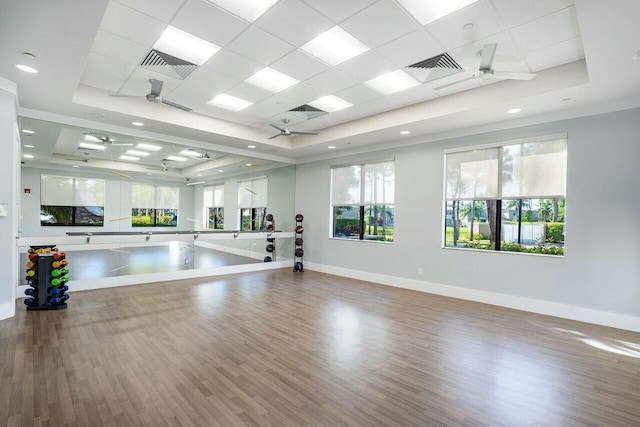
(264, 214, 275, 262)
(25, 246, 69, 311)
(294, 214, 304, 272)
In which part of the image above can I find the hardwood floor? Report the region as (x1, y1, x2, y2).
(1, 269, 638, 426)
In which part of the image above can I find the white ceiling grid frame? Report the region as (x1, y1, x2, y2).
(100, 1, 166, 46)
(226, 25, 296, 66)
(375, 28, 445, 69)
(91, 30, 149, 65)
(171, 0, 249, 48)
(508, 6, 581, 53)
(301, 0, 380, 23)
(255, 0, 334, 47)
(113, 0, 187, 23)
(490, 0, 574, 28)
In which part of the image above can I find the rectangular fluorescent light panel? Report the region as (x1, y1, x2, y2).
(206, 0, 279, 22)
(166, 155, 188, 162)
(119, 155, 140, 161)
(79, 142, 107, 151)
(126, 150, 150, 157)
(136, 143, 162, 151)
(365, 70, 420, 95)
(153, 25, 220, 65)
(397, 0, 481, 25)
(301, 26, 369, 66)
(246, 67, 299, 93)
(207, 94, 253, 112)
(308, 95, 353, 113)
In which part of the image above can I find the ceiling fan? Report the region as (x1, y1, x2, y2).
(268, 118, 318, 139)
(109, 78, 192, 112)
(65, 152, 92, 163)
(146, 162, 169, 172)
(434, 43, 537, 91)
(182, 149, 213, 161)
(83, 132, 132, 146)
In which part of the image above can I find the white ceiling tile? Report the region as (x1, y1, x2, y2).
(226, 25, 295, 65)
(425, 0, 505, 51)
(165, 66, 240, 105)
(510, 6, 581, 53)
(306, 68, 360, 94)
(118, 68, 183, 95)
(302, 0, 379, 24)
(256, 0, 333, 46)
(341, 0, 420, 48)
(524, 37, 584, 72)
(335, 84, 381, 104)
(245, 93, 301, 118)
(172, 0, 248, 47)
(492, 0, 574, 28)
(432, 77, 481, 96)
(114, 0, 186, 23)
(100, 1, 166, 46)
(80, 69, 126, 92)
(376, 28, 444, 68)
(91, 30, 149, 65)
(391, 83, 439, 106)
(85, 52, 137, 80)
(203, 49, 263, 80)
(270, 50, 329, 81)
(336, 50, 397, 82)
(278, 82, 326, 103)
(226, 82, 273, 103)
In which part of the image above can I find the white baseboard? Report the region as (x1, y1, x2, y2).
(305, 262, 640, 332)
(0, 300, 15, 321)
(17, 260, 292, 295)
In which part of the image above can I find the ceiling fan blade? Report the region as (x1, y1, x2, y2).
(268, 134, 282, 140)
(493, 71, 537, 80)
(479, 43, 497, 70)
(109, 94, 145, 98)
(110, 142, 134, 146)
(110, 170, 132, 179)
(290, 131, 318, 136)
(161, 99, 192, 112)
(149, 79, 163, 97)
(269, 123, 285, 132)
(433, 75, 475, 91)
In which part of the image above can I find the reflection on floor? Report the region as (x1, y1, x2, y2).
(20, 242, 258, 283)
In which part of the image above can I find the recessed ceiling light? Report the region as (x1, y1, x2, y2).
(79, 142, 107, 151)
(153, 25, 220, 65)
(397, 0, 481, 25)
(507, 107, 522, 114)
(72, 165, 80, 168)
(308, 95, 353, 112)
(131, 121, 144, 127)
(246, 67, 299, 92)
(205, 0, 279, 22)
(126, 150, 150, 157)
(400, 130, 411, 135)
(245, 163, 253, 167)
(247, 145, 256, 149)
(301, 26, 369, 66)
(22, 154, 34, 159)
(365, 70, 420, 95)
(136, 143, 162, 151)
(15, 53, 38, 74)
(23, 144, 35, 148)
(207, 94, 253, 112)
(166, 155, 187, 162)
(218, 169, 224, 172)
(328, 145, 336, 149)
(21, 129, 35, 135)
(119, 155, 140, 161)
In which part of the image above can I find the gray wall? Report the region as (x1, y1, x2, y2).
(295, 108, 640, 317)
(20, 167, 195, 236)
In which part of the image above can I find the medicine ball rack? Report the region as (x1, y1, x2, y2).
(24, 245, 69, 311)
(294, 214, 304, 272)
(264, 213, 275, 262)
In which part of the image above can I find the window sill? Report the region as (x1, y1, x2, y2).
(441, 246, 564, 258)
(329, 237, 394, 245)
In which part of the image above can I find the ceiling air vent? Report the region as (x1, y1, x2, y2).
(288, 104, 327, 120)
(405, 52, 463, 83)
(140, 49, 198, 80)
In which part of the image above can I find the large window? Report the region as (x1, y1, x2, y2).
(132, 184, 178, 227)
(204, 184, 224, 229)
(40, 175, 105, 226)
(238, 178, 267, 231)
(444, 135, 567, 256)
(331, 160, 395, 242)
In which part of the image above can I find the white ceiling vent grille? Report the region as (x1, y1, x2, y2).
(140, 49, 198, 80)
(288, 104, 327, 120)
(405, 52, 463, 83)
